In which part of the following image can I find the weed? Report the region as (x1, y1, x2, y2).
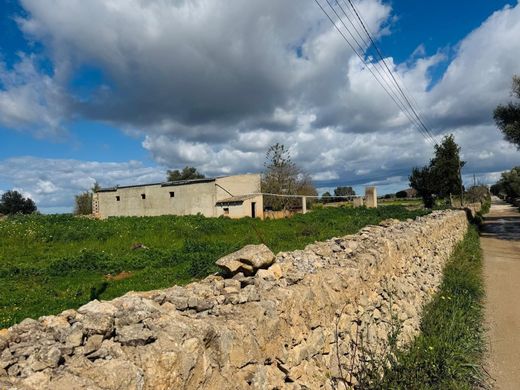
(0, 206, 428, 328)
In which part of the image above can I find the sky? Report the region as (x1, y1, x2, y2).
(1, 0, 519, 213)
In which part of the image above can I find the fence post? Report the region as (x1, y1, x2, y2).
(302, 196, 307, 214)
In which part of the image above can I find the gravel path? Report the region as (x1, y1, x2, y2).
(482, 197, 520, 389)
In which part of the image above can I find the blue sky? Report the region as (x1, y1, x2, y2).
(1, 0, 519, 212)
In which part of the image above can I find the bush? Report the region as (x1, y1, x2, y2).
(396, 190, 408, 198)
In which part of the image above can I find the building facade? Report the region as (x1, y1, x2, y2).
(93, 174, 264, 219)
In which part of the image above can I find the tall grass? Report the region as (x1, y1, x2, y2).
(362, 226, 487, 389)
(0, 206, 428, 328)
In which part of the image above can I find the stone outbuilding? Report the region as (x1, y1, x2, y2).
(93, 174, 264, 219)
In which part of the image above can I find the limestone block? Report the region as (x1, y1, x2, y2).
(365, 186, 378, 208)
(216, 244, 274, 276)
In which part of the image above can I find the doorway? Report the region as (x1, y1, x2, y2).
(251, 202, 256, 218)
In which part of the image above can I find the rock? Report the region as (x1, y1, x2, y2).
(0, 210, 469, 389)
(116, 324, 155, 347)
(78, 300, 118, 317)
(28, 346, 62, 372)
(256, 269, 275, 281)
(84, 334, 104, 355)
(66, 331, 84, 349)
(216, 244, 274, 276)
(268, 263, 283, 279)
(77, 300, 117, 336)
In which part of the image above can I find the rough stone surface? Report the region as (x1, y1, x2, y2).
(216, 244, 275, 275)
(0, 210, 469, 389)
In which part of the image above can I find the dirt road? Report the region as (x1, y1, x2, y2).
(482, 197, 520, 389)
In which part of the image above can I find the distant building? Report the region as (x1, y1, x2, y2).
(93, 174, 264, 219)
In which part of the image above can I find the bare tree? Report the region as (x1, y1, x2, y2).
(261, 143, 317, 210)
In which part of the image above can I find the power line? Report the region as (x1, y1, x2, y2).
(331, 0, 434, 144)
(342, 0, 439, 145)
(319, 0, 433, 145)
(313, 0, 437, 146)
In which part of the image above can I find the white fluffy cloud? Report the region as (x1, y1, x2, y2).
(0, 157, 164, 213)
(1, 0, 519, 211)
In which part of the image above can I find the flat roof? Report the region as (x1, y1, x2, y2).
(216, 194, 258, 205)
(96, 178, 216, 192)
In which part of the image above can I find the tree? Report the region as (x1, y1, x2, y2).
(74, 182, 100, 215)
(409, 166, 436, 208)
(334, 186, 355, 198)
(261, 143, 317, 210)
(0, 190, 37, 215)
(409, 134, 465, 208)
(494, 75, 520, 149)
(490, 183, 504, 197)
(430, 135, 465, 198)
(493, 167, 520, 200)
(395, 190, 408, 198)
(321, 191, 332, 203)
(167, 166, 205, 181)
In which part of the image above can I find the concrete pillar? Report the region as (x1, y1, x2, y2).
(365, 186, 378, 208)
(302, 196, 307, 214)
(353, 197, 364, 208)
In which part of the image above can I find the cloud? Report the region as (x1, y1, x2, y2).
(0, 54, 68, 137)
(0, 157, 164, 213)
(0, 0, 519, 209)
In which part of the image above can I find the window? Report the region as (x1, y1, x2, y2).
(169, 191, 175, 198)
(223, 207, 229, 215)
(116, 196, 120, 201)
(141, 193, 146, 200)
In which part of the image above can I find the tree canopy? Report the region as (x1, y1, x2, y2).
(261, 143, 317, 210)
(0, 190, 37, 215)
(334, 186, 355, 197)
(494, 75, 520, 149)
(491, 167, 520, 199)
(409, 134, 464, 208)
(167, 166, 205, 181)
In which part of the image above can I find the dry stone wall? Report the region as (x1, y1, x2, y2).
(0, 210, 469, 389)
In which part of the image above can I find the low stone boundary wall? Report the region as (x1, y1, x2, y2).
(0, 210, 469, 389)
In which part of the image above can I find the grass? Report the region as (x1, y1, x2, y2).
(364, 226, 486, 389)
(0, 205, 428, 328)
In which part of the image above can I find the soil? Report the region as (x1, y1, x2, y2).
(481, 197, 520, 389)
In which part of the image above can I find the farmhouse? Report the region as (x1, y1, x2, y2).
(92, 173, 264, 219)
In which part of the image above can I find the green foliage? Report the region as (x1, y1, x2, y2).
(0, 206, 428, 328)
(494, 75, 520, 149)
(493, 166, 520, 199)
(410, 135, 464, 208)
(395, 190, 407, 199)
(166, 166, 205, 181)
(410, 166, 436, 208)
(0, 190, 37, 215)
(367, 227, 486, 389)
(334, 186, 355, 197)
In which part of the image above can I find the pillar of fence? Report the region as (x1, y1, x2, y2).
(365, 186, 378, 208)
(353, 197, 364, 208)
(302, 196, 307, 214)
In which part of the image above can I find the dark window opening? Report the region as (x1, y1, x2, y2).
(223, 207, 229, 215)
(251, 202, 256, 218)
(169, 191, 175, 198)
(116, 196, 120, 201)
(141, 193, 146, 199)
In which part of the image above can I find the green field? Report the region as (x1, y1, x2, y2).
(0, 206, 428, 328)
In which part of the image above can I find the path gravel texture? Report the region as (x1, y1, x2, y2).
(482, 197, 520, 389)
